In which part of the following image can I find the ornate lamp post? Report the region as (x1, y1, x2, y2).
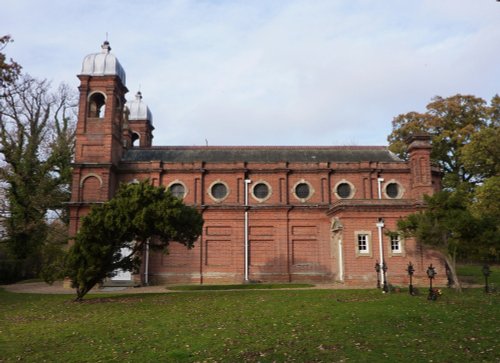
(375, 261, 381, 289)
(382, 262, 389, 293)
(482, 264, 491, 293)
(407, 262, 415, 295)
(426, 264, 437, 300)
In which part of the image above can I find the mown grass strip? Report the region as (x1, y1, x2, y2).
(457, 264, 500, 285)
(0, 287, 498, 362)
(167, 283, 314, 291)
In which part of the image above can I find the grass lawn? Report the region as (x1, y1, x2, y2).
(0, 287, 498, 362)
(167, 283, 314, 291)
(457, 264, 500, 286)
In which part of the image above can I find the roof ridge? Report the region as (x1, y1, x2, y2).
(137, 145, 389, 151)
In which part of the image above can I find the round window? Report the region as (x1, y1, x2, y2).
(295, 183, 310, 199)
(211, 182, 228, 200)
(336, 183, 352, 198)
(253, 183, 269, 199)
(169, 183, 185, 199)
(386, 183, 400, 198)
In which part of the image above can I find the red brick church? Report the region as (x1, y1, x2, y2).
(68, 42, 445, 287)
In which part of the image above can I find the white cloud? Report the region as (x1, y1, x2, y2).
(3, 0, 499, 146)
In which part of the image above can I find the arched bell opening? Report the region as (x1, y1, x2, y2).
(131, 132, 140, 147)
(88, 92, 106, 118)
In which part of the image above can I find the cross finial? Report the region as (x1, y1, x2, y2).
(101, 40, 111, 53)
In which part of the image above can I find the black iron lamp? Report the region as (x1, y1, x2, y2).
(382, 262, 388, 293)
(407, 262, 415, 295)
(375, 261, 381, 289)
(426, 264, 437, 300)
(482, 264, 491, 293)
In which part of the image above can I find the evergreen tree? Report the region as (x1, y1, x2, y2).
(66, 181, 203, 301)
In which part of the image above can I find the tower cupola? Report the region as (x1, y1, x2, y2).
(128, 91, 153, 122)
(126, 91, 154, 147)
(81, 41, 126, 84)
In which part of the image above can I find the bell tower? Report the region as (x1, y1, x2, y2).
(75, 41, 128, 166)
(127, 91, 154, 147)
(68, 41, 128, 237)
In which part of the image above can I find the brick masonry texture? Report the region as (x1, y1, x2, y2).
(68, 45, 447, 287)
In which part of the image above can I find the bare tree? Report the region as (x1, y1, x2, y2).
(0, 75, 76, 260)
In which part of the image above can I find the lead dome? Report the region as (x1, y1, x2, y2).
(127, 91, 153, 122)
(81, 41, 126, 84)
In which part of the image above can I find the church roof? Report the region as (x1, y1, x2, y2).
(127, 92, 153, 122)
(122, 146, 402, 163)
(81, 41, 126, 84)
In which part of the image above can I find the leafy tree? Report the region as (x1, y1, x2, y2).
(0, 35, 21, 89)
(397, 190, 479, 292)
(65, 181, 204, 301)
(388, 94, 493, 188)
(471, 176, 500, 222)
(468, 176, 500, 260)
(0, 75, 76, 262)
(0, 35, 75, 281)
(460, 107, 500, 181)
(390, 94, 500, 286)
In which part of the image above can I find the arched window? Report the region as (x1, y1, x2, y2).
(81, 175, 102, 201)
(131, 132, 140, 147)
(88, 92, 106, 118)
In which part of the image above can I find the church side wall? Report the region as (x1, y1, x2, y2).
(113, 157, 443, 286)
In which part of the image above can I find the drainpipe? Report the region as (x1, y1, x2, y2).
(144, 238, 150, 286)
(377, 178, 384, 199)
(376, 219, 385, 288)
(199, 208, 205, 284)
(338, 238, 344, 282)
(286, 206, 293, 282)
(244, 179, 252, 282)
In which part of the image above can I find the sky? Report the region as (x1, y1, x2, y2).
(3, 0, 500, 147)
